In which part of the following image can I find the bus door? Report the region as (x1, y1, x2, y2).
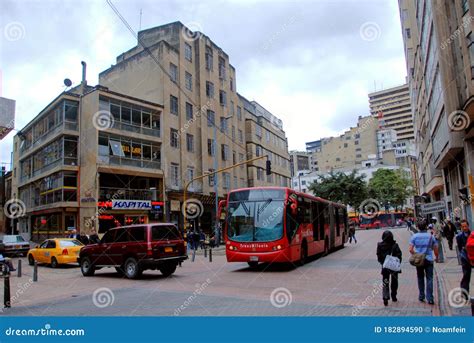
(329, 204, 335, 249)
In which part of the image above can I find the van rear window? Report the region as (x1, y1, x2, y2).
(151, 225, 180, 240)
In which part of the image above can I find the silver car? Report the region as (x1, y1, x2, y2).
(0, 235, 30, 257)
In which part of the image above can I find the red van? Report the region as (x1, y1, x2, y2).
(78, 223, 187, 279)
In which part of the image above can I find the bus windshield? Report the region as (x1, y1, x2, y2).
(227, 189, 286, 242)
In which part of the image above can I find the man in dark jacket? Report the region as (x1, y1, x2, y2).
(376, 230, 402, 306)
(444, 217, 457, 250)
(456, 220, 472, 299)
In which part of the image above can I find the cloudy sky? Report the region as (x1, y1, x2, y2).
(0, 0, 407, 167)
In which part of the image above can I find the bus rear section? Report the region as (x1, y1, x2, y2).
(220, 187, 348, 267)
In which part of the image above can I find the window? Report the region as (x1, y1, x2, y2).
(185, 72, 193, 91)
(336, 157, 340, 161)
(170, 163, 179, 187)
(344, 143, 348, 148)
(128, 227, 145, 241)
(205, 46, 213, 70)
(232, 126, 235, 140)
(219, 90, 227, 106)
(355, 140, 359, 145)
(207, 139, 215, 156)
(170, 95, 178, 115)
(186, 134, 194, 152)
(405, 28, 411, 39)
(208, 169, 215, 186)
(222, 172, 230, 189)
(218, 56, 226, 79)
(233, 151, 236, 164)
(187, 167, 194, 182)
(64, 101, 78, 122)
(256, 145, 261, 157)
(238, 129, 243, 143)
(186, 102, 193, 120)
(220, 117, 228, 133)
(239, 153, 244, 168)
(206, 81, 214, 98)
(256, 168, 263, 181)
(255, 125, 262, 138)
(266, 131, 270, 142)
(221, 144, 229, 161)
(233, 175, 238, 189)
(184, 43, 192, 61)
(170, 128, 179, 148)
(152, 225, 181, 240)
(356, 154, 362, 158)
(169, 63, 178, 82)
(230, 101, 234, 115)
(237, 106, 242, 120)
(207, 110, 215, 127)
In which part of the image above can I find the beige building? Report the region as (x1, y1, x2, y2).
(239, 94, 291, 187)
(368, 84, 414, 141)
(289, 151, 310, 177)
(308, 115, 379, 173)
(399, 0, 474, 221)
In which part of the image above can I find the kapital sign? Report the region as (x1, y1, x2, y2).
(112, 200, 152, 210)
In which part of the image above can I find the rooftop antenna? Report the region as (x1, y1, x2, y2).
(139, 8, 143, 31)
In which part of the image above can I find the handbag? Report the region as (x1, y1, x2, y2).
(383, 245, 401, 272)
(409, 236, 432, 267)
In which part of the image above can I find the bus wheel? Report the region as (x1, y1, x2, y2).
(247, 261, 258, 268)
(299, 243, 308, 265)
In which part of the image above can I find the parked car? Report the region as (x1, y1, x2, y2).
(78, 223, 188, 279)
(0, 235, 30, 256)
(28, 239, 84, 268)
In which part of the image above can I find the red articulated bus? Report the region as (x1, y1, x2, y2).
(218, 187, 348, 268)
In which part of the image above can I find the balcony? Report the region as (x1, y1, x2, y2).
(110, 121, 160, 138)
(98, 155, 161, 170)
(99, 187, 156, 201)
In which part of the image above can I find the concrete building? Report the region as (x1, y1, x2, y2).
(399, 0, 474, 222)
(0, 168, 12, 234)
(0, 97, 15, 140)
(239, 94, 291, 188)
(368, 84, 414, 140)
(289, 150, 310, 177)
(99, 22, 249, 228)
(12, 80, 165, 241)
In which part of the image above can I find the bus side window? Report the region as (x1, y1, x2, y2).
(286, 206, 298, 241)
(303, 199, 311, 223)
(311, 201, 319, 241)
(335, 207, 341, 236)
(318, 203, 325, 241)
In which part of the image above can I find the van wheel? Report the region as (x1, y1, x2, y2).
(159, 263, 177, 277)
(28, 254, 35, 266)
(50, 257, 58, 268)
(124, 258, 142, 279)
(80, 257, 95, 276)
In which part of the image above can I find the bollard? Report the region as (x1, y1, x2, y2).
(204, 247, 207, 258)
(17, 259, 22, 278)
(33, 261, 38, 282)
(209, 248, 212, 263)
(4, 276, 10, 308)
(192, 248, 196, 262)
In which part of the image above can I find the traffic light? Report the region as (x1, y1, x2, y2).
(266, 160, 272, 176)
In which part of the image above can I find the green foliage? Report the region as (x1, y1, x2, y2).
(308, 170, 368, 210)
(368, 168, 413, 210)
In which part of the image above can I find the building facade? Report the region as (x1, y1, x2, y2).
(289, 150, 310, 177)
(399, 0, 474, 222)
(368, 84, 414, 141)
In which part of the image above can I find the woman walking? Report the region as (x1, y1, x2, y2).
(376, 231, 402, 306)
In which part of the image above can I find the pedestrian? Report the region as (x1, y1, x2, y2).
(409, 221, 439, 304)
(443, 217, 456, 250)
(407, 217, 413, 232)
(349, 221, 357, 244)
(431, 217, 444, 263)
(199, 231, 205, 250)
(376, 230, 402, 306)
(0, 253, 16, 272)
(456, 220, 472, 300)
(455, 217, 462, 233)
(89, 228, 100, 244)
(193, 231, 200, 251)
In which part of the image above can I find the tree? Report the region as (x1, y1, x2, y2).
(308, 170, 368, 210)
(368, 168, 413, 211)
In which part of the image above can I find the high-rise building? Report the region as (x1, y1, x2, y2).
(399, 0, 474, 221)
(289, 151, 310, 177)
(368, 83, 414, 141)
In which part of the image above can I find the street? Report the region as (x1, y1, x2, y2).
(3, 228, 468, 316)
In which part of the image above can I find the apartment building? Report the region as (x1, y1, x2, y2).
(399, 0, 474, 221)
(0, 169, 12, 234)
(239, 94, 291, 188)
(289, 151, 310, 177)
(11, 80, 165, 240)
(99, 21, 248, 227)
(368, 84, 414, 140)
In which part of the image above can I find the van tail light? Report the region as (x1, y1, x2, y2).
(147, 241, 153, 256)
(62, 249, 68, 255)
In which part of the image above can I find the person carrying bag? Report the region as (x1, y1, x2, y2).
(377, 230, 402, 306)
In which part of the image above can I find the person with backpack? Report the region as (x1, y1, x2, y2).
(376, 230, 402, 306)
(409, 221, 439, 304)
(456, 220, 472, 300)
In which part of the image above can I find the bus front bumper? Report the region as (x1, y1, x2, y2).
(226, 249, 291, 263)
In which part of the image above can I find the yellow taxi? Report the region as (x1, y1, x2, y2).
(27, 238, 84, 268)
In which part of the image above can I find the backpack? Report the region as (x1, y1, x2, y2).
(466, 231, 474, 266)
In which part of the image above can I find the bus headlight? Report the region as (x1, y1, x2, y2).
(228, 246, 237, 251)
(272, 245, 282, 251)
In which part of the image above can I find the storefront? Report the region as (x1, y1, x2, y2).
(30, 208, 78, 242)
